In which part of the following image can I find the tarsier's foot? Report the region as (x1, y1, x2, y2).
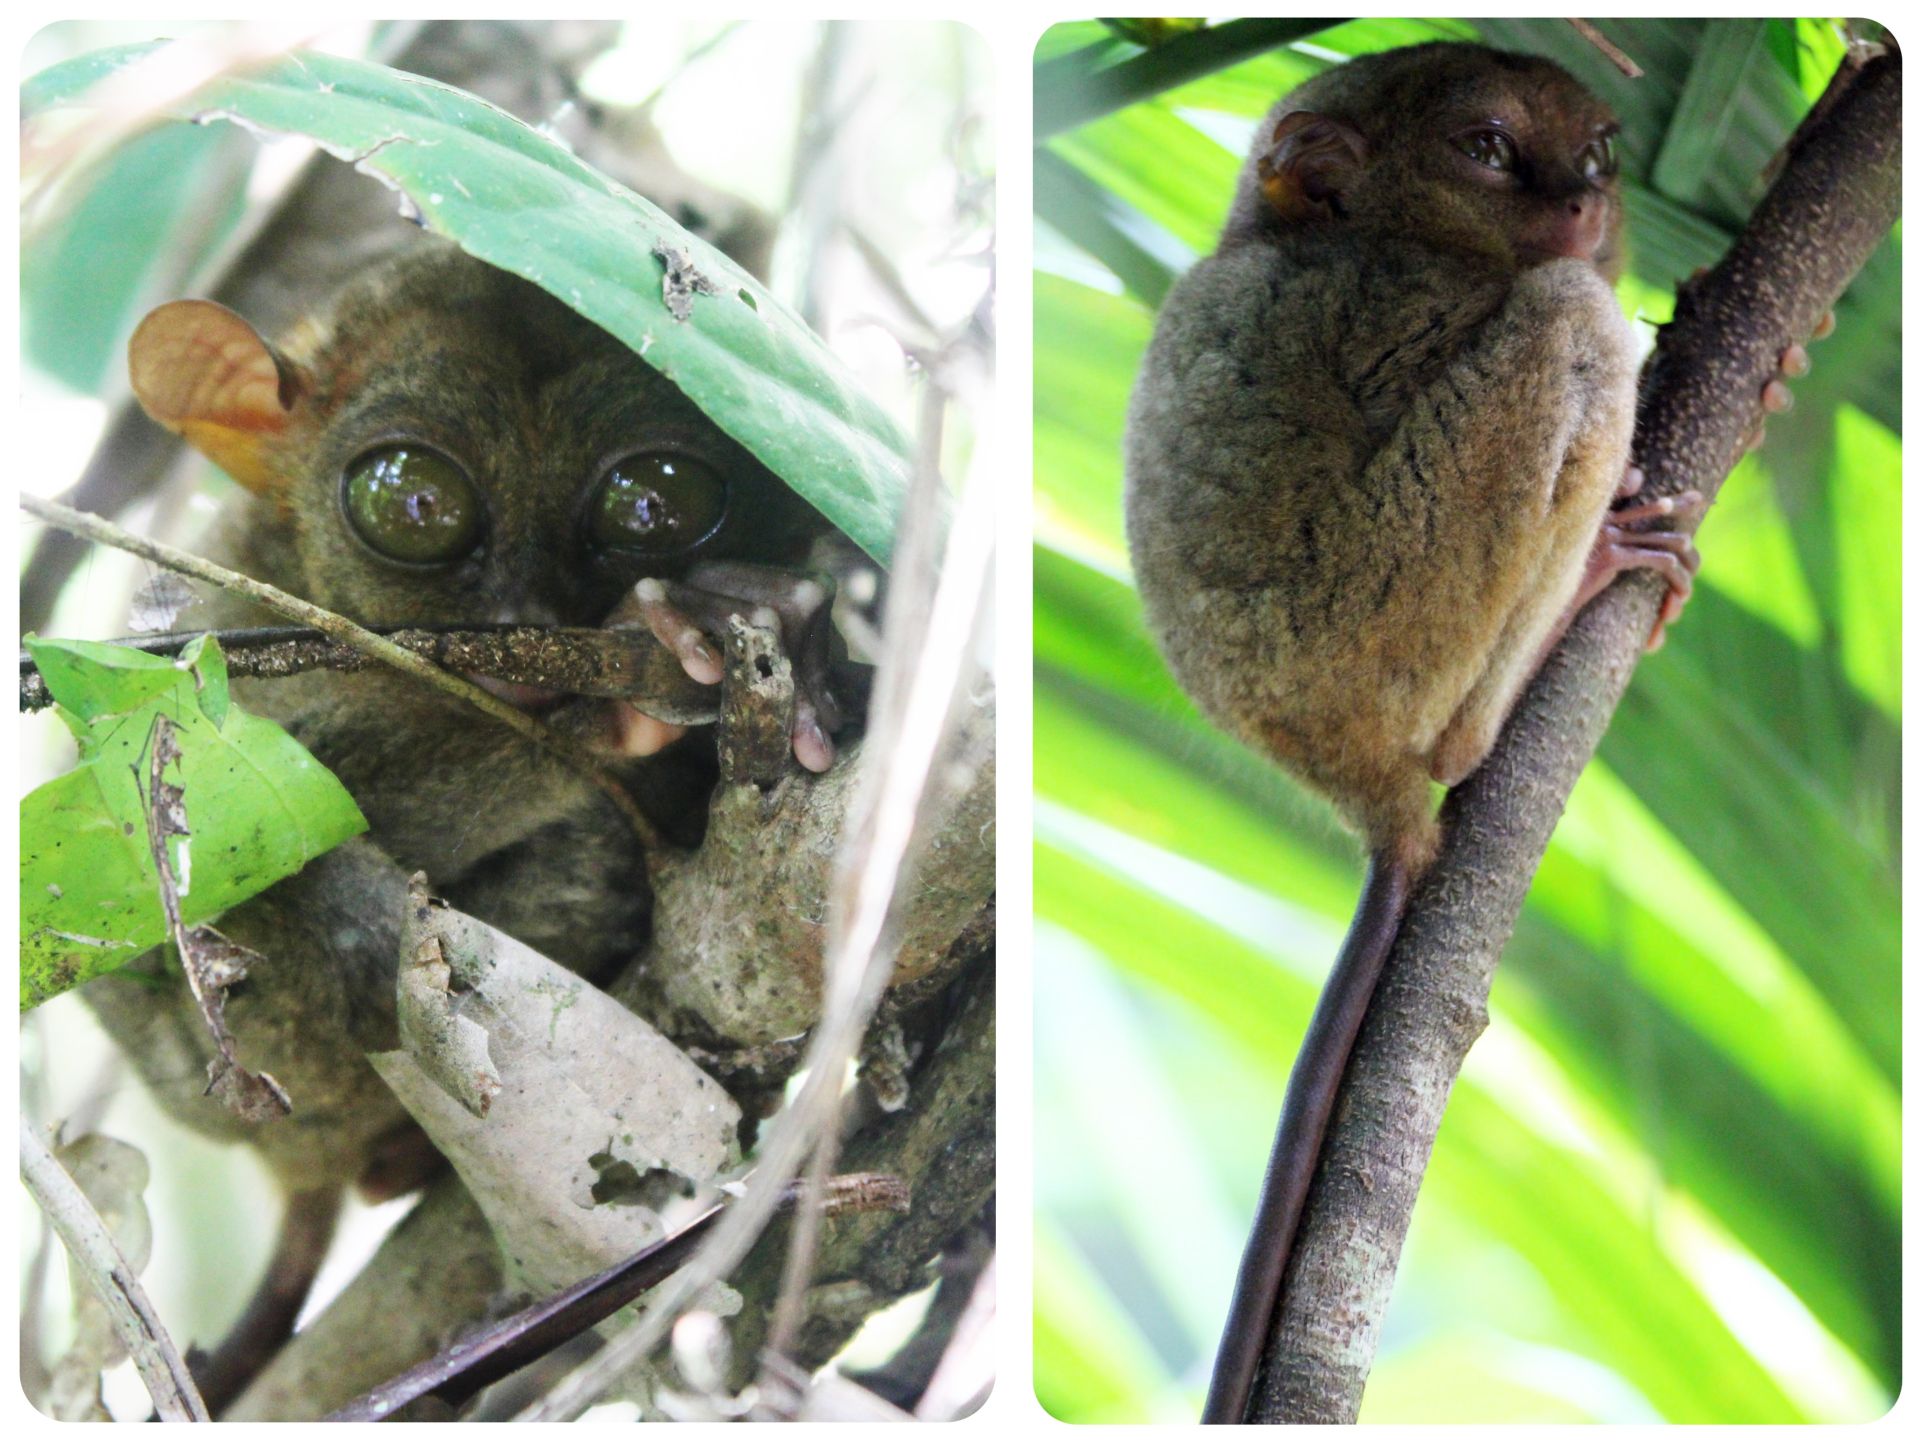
(1582, 480, 1705, 652)
(625, 561, 843, 773)
(1748, 309, 1836, 455)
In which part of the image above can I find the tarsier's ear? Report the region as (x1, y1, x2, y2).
(1256, 112, 1370, 223)
(129, 300, 312, 494)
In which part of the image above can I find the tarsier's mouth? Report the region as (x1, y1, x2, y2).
(467, 673, 569, 712)
(466, 672, 687, 758)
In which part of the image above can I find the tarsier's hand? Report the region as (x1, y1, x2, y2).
(619, 561, 844, 772)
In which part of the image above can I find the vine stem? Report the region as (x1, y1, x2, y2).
(20, 1118, 210, 1422)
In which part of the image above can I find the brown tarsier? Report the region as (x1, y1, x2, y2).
(1124, 44, 1718, 1422)
(82, 238, 850, 1193)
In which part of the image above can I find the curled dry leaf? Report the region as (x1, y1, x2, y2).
(370, 900, 742, 1293)
(139, 715, 291, 1123)
(395, 874, 502, 1118)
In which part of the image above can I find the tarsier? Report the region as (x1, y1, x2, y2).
(82, 238, 850, 1195)
(1125, 43, 1811, 1422)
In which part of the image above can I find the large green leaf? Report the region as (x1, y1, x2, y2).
(21, 122, 251, 393)
(27, 41, 912, 565)
(20, 636, 367, 1009)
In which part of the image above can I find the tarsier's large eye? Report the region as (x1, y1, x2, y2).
(342, 446, 483, 565)
(1453, 128, 1519, 172)
(587, 452, 728, 555)
(1580, 133, 1620, 181)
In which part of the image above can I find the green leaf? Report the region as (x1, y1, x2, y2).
(1034, 150, 1176, 308)
(1048, 103, 1237, 257)
(1034, 18, 1338, 140)
(1601, 647, 1900, 1078)
(21, 122, 250, 394)
(1034, 1216, 1174, 1421)
(26, 42, 913, 566)
(20, 636, 367, 1009)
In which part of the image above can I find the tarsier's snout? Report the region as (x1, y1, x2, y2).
(1519, 190, 1611, 263)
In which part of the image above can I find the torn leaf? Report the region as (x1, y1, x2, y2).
(20, 635, 366, 1010)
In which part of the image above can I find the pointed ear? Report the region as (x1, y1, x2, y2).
(128, 300, 311, 493)
(1256, 112, 1370, 223)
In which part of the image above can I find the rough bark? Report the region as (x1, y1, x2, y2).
(722, 962, 996, 1382)
(1248, 46, 1901, 1424)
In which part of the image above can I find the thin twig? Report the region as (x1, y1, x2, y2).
(1567, 19, 1644, 77)
(759, 374, 949, 1373)
(20, 495, 659, 847)
(915, 1253, 995, 1420)
(19, 1119, 210, 1423)
(137, 713, 291, 1122)
(762, 1118, 845, 1362)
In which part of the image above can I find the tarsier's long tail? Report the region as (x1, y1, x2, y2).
(1200, 849, 1413, 1424)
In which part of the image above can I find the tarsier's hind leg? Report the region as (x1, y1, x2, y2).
(1428, 473, 1703, 789)
(1271, 718, 1441, 869)
(1572, 487, 1705, 652)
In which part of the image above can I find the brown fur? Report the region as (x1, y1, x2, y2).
(85, 240, 831, 1188)
(1126, 43, 1635, 869)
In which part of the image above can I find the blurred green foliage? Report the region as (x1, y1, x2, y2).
(1033, 17, 1898, 1424)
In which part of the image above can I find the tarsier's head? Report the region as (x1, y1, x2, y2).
(128, 241, 826, 629)
(1228, 42, 1625, 281)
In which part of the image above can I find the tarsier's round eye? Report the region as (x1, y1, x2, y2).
(342, 446, 482, 565)
(1581, 133, 1620, 181)
(587, 452, 727, 555)
(1454, 128, 1519, 172)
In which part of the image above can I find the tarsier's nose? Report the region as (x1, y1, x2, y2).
(1520, 191, 1608, 262)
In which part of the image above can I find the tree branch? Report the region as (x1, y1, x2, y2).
(1248, 45, 1901, 1423)
(19, 622, 717, 720)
